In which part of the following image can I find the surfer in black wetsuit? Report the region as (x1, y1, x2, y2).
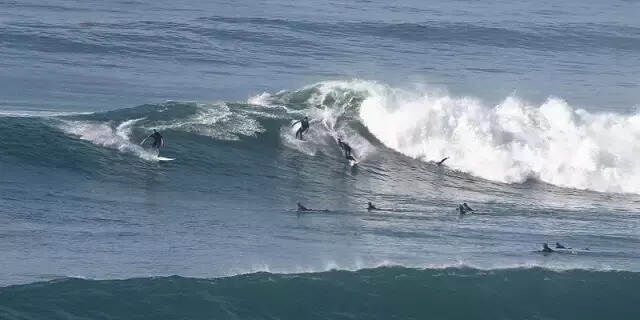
(297, 202, 312, 212)
(297, 202, 329, 212)
(367, 202, 377, 211)
(555, 242, 570, 249)
(458, 203, 473, 215)
(542, 243, 554, 253)
(141, 129, 164, 150)
(291, 117, 311, 140)
(338, 138, 356, 161)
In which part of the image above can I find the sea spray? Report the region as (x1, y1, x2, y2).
(258, 80, 640, 193)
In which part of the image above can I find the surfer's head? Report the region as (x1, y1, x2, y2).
(153, 129, 157, 133)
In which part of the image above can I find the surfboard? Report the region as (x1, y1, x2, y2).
(349, 158, 359, 166)
(157, 157, 175, 161)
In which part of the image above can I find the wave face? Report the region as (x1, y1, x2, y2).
(4, 79, 640, 194)
(1, 267, 639, 320)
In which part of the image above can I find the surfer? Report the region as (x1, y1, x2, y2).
(367, 202, 377, 211)
(338, 138, 356, 161)
(297, 202, 312, 212)
(291, 116, 311, 140)
(555, 242, 570, 249)
(436, 157, 449, 166)
(458, 203, 474, 215)
(297, 202, 329, 212)
(141, 129, 164, 150)
(542, 243, 555, 253)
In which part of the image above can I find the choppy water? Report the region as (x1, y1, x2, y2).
(1, 0, 640, 318)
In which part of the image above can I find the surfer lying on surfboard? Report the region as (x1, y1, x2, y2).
(338, 138, 357, 162)
(297, 202, 330, 213)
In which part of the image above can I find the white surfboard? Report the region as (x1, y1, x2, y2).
(348, 158, 359, 166)
(157, 156, 175, 161)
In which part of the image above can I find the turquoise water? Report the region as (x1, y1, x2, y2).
(3, 267, 639, 319)
(1, 0, 640, 318)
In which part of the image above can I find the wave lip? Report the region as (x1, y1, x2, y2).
(294, 80, 639, 194)
(250, 79, 640, 194)
(7, 80, 640, 194)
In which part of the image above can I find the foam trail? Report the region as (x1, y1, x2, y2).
(151, 103, 265, 140)
(59, 119, 160, 161)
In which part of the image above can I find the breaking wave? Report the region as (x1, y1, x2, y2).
(255, 80, 640, 194)
(4, 80, 640, 193)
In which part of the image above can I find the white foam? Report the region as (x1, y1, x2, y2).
(0, 109, 91, 118)
(247, 92, 273, 106)
(151, 103, 265, 140)
(220, 258, 625, 278)
(58, 118, 160, 161)
(287, 80, 640, 194)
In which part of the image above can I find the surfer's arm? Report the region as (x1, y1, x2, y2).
(290, 120, 301, 127)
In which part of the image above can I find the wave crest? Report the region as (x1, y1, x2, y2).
(278, 80, 640, 193)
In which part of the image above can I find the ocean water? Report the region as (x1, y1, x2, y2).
(1, 0, 640, 318)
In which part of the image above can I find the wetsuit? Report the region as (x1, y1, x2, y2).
(338, 140, 355, 160)
(297, 202, 329, 212)
(294, 118, 310, 139)
(151, 131, 163, 149)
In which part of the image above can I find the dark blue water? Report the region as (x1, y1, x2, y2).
(2, 0, 639, 111)
(1, 0, 640, 318)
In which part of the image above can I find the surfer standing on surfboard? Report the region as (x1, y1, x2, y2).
(291, 116, 311, 140)
(338, 138, 356, 161)
(141, 129, 164, 151)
